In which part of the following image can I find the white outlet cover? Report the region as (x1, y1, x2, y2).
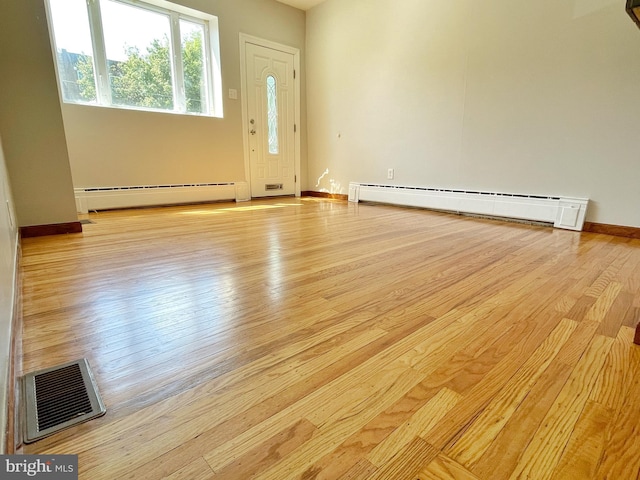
(228, 89, 238, 100)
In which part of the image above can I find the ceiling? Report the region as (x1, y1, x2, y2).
(275, 0, 326, 11)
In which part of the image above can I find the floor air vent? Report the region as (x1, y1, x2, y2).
(22, 358, 106, 443)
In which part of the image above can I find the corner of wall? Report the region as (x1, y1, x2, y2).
(0, 135, 19, 454)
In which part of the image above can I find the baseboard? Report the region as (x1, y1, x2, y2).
(302, 191, 348, 201)
(75, 183, 241, 212)
(1, 238, 20, 455)
(6, 245, 22, 454)
(349, 183, 588, 231)
(20, 221, 83, 238)
(304, 194, 639, 239)
(583, 222, 640, 240)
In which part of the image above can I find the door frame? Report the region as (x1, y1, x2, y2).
(239, 33, 301, 197)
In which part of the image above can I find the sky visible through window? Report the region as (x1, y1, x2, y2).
(49, 0, 171, 61)
(47, 0, 218, 116)
(48, 0, 92, 54)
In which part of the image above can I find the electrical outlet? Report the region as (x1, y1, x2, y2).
(387, 168, 394, 180)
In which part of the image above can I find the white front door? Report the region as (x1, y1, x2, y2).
(244, 42, 296, 197)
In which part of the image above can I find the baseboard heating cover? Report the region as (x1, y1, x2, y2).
(348, 183, 588, 231)
(75, 182, 251, 213)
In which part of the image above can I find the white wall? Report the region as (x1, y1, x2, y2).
(306, 0, 640, 227)
(60, 0, 308, 190)
(0, 135, 18, 454)
(0, 0, 78, 228)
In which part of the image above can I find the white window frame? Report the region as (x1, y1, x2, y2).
(46, 0, 223, 118)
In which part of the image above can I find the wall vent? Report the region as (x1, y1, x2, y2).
(348, 182, 588, 231)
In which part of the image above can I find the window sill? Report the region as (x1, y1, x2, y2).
(61, 101, 223, 119)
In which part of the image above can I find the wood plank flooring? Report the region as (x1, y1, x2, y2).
(19, 197, 640, 479)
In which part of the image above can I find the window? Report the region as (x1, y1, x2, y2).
(266, 75, 279, 154)
(46, 0, 222, 117)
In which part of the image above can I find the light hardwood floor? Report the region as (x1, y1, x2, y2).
(20, 197, 640, 479)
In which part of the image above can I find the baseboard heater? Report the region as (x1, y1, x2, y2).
(74, 182, 251, 213)
(348, 182, 588, 231)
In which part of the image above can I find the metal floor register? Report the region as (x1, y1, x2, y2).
(22, 358, 106, 443)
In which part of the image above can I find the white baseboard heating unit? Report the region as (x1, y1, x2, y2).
(348, 182, 588, 231)
(75, 182, 250, 213)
